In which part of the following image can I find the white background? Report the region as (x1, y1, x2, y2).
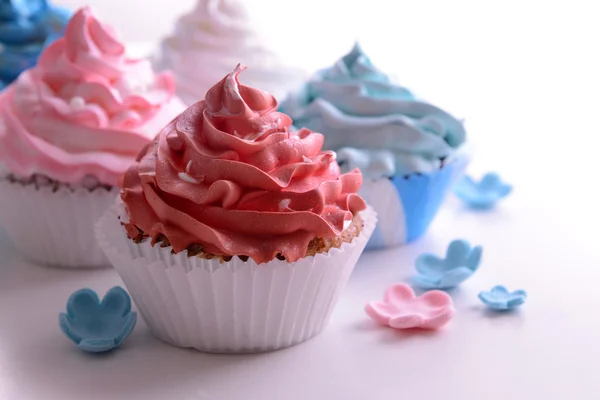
(2, 0, 600, 399)
(52, 0, 600, 178)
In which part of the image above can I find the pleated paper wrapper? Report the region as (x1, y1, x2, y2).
(96, 203, 376, 353)
(363, 158, 468, 250)
(0, 178, 117, 268)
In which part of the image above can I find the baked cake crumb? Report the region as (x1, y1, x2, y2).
(122, 213, 364, 263)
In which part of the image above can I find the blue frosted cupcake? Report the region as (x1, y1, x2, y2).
(0, 0, 70, 88)
(280, 44, 469, 250)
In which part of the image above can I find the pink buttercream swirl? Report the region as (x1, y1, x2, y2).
(121, 64, 367, 264)
(0, 7, 182, 186)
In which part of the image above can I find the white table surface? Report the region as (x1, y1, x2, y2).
(1, 167, 599, 400)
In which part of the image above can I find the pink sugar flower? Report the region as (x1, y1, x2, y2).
(365, 283, 455, 330)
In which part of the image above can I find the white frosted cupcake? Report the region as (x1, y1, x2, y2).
(96, 65, 375, 353)
(0, 7, 185, 267)
(156, 0, 306, 105)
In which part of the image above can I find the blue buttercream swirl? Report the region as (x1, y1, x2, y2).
(279, 44, 467, 178)
(0, 0, 70, 87)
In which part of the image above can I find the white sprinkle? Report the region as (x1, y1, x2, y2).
(279, 198, 291, 211)
(322, 150, 337, 164)
(225, 70, 243, 102)
(185, 160, 193, 173)
(244, 118, 282, 142)
(178, 172, 198, 184)
(302, 155, 311, 163)
(343, 219, 352, 230)
(69, 96, 86, 110)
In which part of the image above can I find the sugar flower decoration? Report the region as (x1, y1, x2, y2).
(478, 285, 527, 310)
(413, 239, 483, 289)
(454, 172, 512, 209)
(59, 286, 137, 353)
(365, 283, 455, 330)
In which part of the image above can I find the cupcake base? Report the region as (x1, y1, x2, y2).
(0, 176, 117, 268)
(96, 204, 376, 353)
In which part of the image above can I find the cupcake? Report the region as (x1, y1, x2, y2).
(0, 7, 185, 268)
(0, 0, 71, 89)
(96, 64, 376, 353)
(280, 44, 469, 250)
(156, 0, 306, 105)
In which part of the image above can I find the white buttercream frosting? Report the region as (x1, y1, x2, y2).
(157, 0, 307, 105)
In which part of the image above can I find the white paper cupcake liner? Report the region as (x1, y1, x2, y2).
(0, 178, 117, 268)
(96, 203, 376, 353)
(359, 178, 408, 249)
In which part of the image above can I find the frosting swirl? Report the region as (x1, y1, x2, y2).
(0, 0, 70, 86)
(158, 0, 306, 104)
(279, 44, 467, 179)
(0, 7, 185, 186)
(121, 65, 366, 264)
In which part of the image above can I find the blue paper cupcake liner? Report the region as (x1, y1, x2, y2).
(361, 158, 468, 250)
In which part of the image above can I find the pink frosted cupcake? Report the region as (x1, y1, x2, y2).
(96, 65, 376, 353)
(0, 7, 185, 268)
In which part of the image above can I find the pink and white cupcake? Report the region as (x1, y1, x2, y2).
(96, 65, 376, 353)
(0, 7, 185, 268)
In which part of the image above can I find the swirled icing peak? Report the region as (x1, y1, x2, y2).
(179, 0, 253, 48)
(280, 44, 467, 179)
(0, 7, 185, 186)
(121, 65, 367, 264)
(0, 0, 71, 86)
(158, 0, 306, 104)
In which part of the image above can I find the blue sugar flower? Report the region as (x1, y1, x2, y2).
(454, 172, 512, 209)
(59, 286, 137, 353)
(478, 285, 527, 310)
(413, 239, 483, 289)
